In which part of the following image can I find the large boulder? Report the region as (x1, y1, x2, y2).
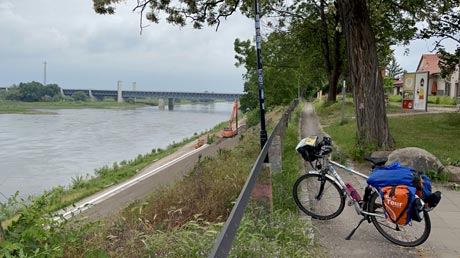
(387, 147, 444, 173)
(446, 166, 460, 183)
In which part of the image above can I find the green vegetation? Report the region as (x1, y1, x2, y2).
(315, 100, 460, 165)
(0, 121, 226, 233)
(388, 94, 402, 103)
(273, 103, 303, 211)
(389, 94, 458, 106)
(389, 113, 460, 164)
(0, 100, 150, 114)
(0, 81, 151, 114)
(0, 81, 220, 114)
(1, 81, 62, 102)
(427, 96, 457, 105)
(0, 104, 325, 257)
(313, 97, 402, 126)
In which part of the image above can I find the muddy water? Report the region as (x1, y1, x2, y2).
(0, 102, 232, 201)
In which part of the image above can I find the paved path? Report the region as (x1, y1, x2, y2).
(59, 131, 244, 220)
(300, 102, 460, 258)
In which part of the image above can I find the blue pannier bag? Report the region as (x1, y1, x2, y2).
(421, 174, 432, 199)
(367, 162, 416, 188)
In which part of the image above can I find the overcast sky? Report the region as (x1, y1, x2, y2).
(0, 1, 457, 93)
(0, 0, 254, 93)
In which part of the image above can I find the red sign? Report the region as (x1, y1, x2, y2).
(402, 99, 413, 109)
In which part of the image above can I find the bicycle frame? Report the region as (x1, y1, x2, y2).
(295, 137, 433, 246)
(311, 157, 385, 219)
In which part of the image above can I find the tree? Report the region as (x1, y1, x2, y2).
(93, 0, 458, 149)
(386, 56, 404, 79)
(4, 82, 62, 102)
(419, 6, 460, 78)
(270, 0, 345, 102)
(234, 31, 309, 110)
(337, 0, 394, 148)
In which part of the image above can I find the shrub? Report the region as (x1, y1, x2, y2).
(388, 94, 402, 102)
(246, 108, 261, 127)
(71, 91, 88, 101)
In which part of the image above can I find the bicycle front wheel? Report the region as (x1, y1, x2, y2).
(369, 191, 431, 247)
(293, 173, 345, 220)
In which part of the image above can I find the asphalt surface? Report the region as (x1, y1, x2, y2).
(59, 132, 243, 220)
(300, 102, 437, 258)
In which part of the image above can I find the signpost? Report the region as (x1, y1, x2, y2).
(402, 72, 429, 111)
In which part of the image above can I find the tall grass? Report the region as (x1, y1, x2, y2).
(59, 130, 261, 257)
(1, 104, 324, 257)
(272, 103, 303, 211)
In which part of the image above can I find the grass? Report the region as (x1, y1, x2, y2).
(389, 113, 460, 164)
(0, 122, 226, 230)
(273, 102, 304, 211)
(313, 97, 403, 126)
(389, 94, 458, 106)
(0, 100, 149, 114)
(1, 103, 326, 257)
(60, 126, 262, 257)
(316, 100, 460, 165)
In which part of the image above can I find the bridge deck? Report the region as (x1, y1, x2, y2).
(62, 89, 241, 101)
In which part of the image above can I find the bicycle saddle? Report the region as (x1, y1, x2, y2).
(364, 156, 388, 167)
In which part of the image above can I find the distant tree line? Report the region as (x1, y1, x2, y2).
(1, 81, 62, 102)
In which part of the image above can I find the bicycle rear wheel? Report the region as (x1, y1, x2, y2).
(293, 173, 345, 220)
(369, 191, 431, 247)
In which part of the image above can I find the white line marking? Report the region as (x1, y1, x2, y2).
(60, 144, 209, 219)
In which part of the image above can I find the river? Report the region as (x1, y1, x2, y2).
(0, 102, 233, 201)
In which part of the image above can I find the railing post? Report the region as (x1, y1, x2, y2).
(251, 164, 273, 212)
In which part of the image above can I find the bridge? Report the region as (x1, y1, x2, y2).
(63, 89, 242, 110)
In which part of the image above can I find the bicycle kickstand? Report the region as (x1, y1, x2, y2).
(345, 218, 366, 240)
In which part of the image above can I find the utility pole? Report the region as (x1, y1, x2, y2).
(254, 0, 268, 151)
(43, 61, 47, 85)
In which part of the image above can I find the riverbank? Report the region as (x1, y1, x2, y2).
(1, 102, 326, 257)
(0, 100, 149, 114)
(0, 99, 220, 114)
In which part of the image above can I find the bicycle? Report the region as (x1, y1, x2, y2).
(293, 136, 431, 247)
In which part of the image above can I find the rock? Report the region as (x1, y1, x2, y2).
(446, 165, 460, 183)
(387, 147, 444, 173)
(370, 151, 392, 159)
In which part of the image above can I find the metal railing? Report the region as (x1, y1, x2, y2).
(208, 99, 298, 258)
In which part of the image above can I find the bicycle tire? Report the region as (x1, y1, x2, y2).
(293, 173, 345, 220)
(369, 191, 431, 247)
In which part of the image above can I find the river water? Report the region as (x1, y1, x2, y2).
(0, 102, 233, 201)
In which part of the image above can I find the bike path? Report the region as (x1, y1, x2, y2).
(425, 186, 460, 257)
(300, 102, 441, 258)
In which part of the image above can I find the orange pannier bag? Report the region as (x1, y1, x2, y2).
(380, 185, 416, 225)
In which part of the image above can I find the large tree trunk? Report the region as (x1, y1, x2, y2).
(319, 0, 342, 103)
(337, 0, 394, 149)
(327, 12, 343, 103)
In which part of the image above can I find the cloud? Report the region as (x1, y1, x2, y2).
(393, 38, 458, 72)
(0, 0, 254, 92)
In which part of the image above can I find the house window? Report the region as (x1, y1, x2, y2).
(456, 83, 460, 97)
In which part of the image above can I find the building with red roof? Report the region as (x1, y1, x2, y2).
(416, 54, 459, 97)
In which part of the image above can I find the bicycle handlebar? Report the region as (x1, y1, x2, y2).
(317, 137, 333, 157)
